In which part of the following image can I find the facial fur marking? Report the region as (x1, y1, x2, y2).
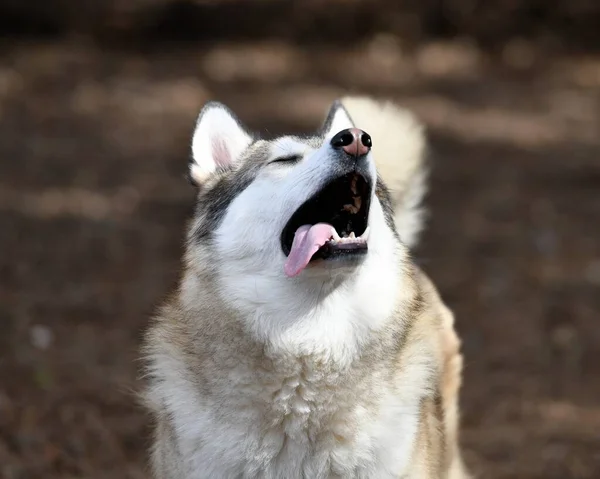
(269, 137, 312, 162)
(375, 175, 397, 237)
(191, 163, 261, 242)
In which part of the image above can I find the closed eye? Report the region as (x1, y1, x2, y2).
(270, 154, 301, 165)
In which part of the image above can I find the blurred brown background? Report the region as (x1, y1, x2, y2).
(1, 1, 599, 478)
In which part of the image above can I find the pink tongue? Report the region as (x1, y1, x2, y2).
(284, 223, 336, 277)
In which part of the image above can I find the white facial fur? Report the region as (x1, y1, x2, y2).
(184, 104, 405, 359)
(322, 101, 355, 141)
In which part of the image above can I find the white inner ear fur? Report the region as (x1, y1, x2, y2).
(190, 103, 252, 184)
(324, 103, 355, 140)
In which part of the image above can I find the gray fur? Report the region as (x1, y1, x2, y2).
(142, 97, 469, 479)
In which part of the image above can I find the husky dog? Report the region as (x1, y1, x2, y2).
(142, 96, 469, 478)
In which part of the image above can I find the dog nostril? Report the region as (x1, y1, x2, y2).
(331, 131, 355, 148)
(361, 133, 372, 148)
(330, 128, 371, 158)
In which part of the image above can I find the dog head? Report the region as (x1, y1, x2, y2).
(182, 100, 405, 341)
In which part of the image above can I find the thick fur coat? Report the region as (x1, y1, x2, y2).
(142, 96, 469, 478)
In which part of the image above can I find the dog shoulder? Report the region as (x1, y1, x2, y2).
(398, 266, 469, 479)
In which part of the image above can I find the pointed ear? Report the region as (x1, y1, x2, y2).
(189, 102, 253, 186)
(322, 100, 355, 139)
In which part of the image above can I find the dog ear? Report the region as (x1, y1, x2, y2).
(322, 100, 355, 140)
(189, 102, 253, 186)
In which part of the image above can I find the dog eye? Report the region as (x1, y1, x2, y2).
(270, 155, 301, 165)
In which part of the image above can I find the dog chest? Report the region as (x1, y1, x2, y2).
(189, 357, 421, 478)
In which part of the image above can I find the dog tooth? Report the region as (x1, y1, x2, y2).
(349, 232, 356, 239)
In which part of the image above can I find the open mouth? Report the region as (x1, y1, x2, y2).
(281, 172, 372, 277)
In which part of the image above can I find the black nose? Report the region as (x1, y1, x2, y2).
(330, 128, 372, 158)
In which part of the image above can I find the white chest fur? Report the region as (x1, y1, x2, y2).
(161, 350, 428, 479)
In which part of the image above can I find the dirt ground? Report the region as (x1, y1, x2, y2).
(1, 36, 599, 478)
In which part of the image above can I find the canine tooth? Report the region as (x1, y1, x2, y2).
(332, 230, 341, 241)
(353, 195, 362, 210)
(350, 175, 358, 195)
(349, 232, 356, 239)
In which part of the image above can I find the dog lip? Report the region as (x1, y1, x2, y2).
(318, 239, 368, 258)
